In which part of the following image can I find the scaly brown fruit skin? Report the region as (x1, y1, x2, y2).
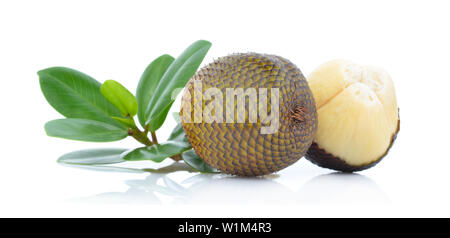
(305, 118, 400, 172)
(181, 53, 317, 176)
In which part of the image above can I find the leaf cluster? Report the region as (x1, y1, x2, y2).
(39, 40, 216, 173)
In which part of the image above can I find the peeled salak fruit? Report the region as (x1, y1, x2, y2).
(305, 60, 399, 172)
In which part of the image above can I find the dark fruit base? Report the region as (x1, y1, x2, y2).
(305, 119, 400, 172)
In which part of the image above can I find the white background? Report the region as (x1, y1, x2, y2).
(0, 0, 448, 217)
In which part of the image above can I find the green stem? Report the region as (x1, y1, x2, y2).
(128, 128, 152, 146)
(170, 154, 182, 161)
(151, 131, 158, 144)
(144, 125, 149, 135)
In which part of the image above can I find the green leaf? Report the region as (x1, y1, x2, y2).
(45, 118, 128, 142)
(60, 164, 146, 173)
(136, 54, 175, 128)
(172, 111, 181, 123)
(145, 40, 212, 131)
(168, 123, 188, 142)
(100, 79, 138, 117)
(38, 67, 123, 127)
(112, 116, 136, 128)
(182, 150, 218, 173)
(123, 141, 192, 162)
(57, 148, 127, 165)
(149, 101, 174, 131)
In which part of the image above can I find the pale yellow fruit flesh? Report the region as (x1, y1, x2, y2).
(308, 60, 399, 166)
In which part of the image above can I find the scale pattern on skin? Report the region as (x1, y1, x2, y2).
(181, 53, 317, 176)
